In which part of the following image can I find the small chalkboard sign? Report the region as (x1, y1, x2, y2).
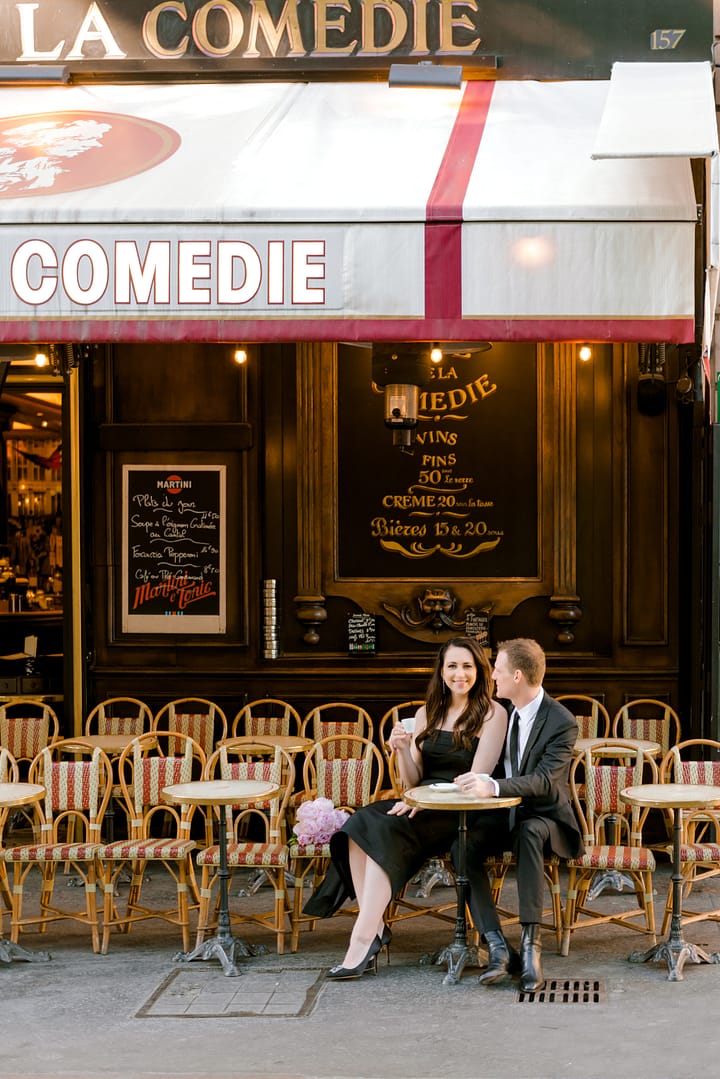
(348, 613, 376, 655)
(464, 607, 491, 648)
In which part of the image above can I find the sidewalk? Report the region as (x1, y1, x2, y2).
(2, 863, 719, 1079)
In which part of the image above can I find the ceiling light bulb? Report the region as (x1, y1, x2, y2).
(233, 348, 247, 365)
(34, 351, 49, 367)
(578, 345, 592, 362)
(430, 347, 443, 363)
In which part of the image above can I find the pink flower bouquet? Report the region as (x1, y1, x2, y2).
(292, 797, 349, 845)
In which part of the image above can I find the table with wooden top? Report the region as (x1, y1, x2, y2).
(574, 737, 662, 758)
(220, 734, 313, 755)
(162, 778, 279, 977)
(403, 784, 521, 985)
(622, 783, 720, 981)
(0, 782, 51, 964)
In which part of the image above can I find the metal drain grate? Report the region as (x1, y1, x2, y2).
(516, 978, 606, 1004)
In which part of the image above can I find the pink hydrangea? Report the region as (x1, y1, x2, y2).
(293, 797, 349, 845)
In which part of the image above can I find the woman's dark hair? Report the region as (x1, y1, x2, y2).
(416, 636, 494, 752)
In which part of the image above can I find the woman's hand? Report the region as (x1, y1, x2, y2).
(387, 799, 420, 818)
(387, 724, 412, 752)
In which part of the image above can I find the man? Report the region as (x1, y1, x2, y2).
(453, 638, 583, 991)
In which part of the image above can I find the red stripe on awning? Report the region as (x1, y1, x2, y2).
(0, 316, 695, 345)
(425, 81, 495, 320)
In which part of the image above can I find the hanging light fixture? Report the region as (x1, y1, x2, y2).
(371, 344, 433, 450)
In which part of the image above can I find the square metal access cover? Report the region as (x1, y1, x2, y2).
(136, 966, 326, 1018)
(515, 979, 606, 1004)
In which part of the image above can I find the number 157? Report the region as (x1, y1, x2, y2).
(650, 29, 686, 50)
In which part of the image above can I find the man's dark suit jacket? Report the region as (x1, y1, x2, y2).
(493, 690, 584, 860)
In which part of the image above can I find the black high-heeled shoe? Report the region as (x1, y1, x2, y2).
(327, 937, 382, 981)
(375, 925, 392, 966)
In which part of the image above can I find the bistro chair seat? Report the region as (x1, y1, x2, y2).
(1, 738, 112, 952)
(97, 730, 206, 954)
(194, 739, 294, 954)
(657, 739, 720, 933)
(289, 734, 384, 952)
(561, 746, 658, 956)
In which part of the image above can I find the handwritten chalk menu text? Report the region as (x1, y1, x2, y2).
(337, 343, 539, 579)
(121, 464, 226, 634)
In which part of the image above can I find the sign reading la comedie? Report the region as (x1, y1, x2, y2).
(0, 0, 711, 78)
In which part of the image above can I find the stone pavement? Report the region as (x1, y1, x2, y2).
(2, 862, 720, 1079)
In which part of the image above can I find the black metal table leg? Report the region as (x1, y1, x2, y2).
(175, 808, 266, 977)
(433, 809, 482, 985)
(629, 806, 720, 981)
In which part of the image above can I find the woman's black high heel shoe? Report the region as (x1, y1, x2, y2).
(375, 925, 392, 966)
(327, 937, 382, 981)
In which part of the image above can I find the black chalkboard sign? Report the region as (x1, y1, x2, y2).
(121, 464, 226, 633)
(464, 608, 491, 649)
(348, 613, 377, 655)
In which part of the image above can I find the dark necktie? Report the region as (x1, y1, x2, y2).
(509, 709, 520, 777)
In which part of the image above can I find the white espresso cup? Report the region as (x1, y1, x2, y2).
(401, 716, 417, 734)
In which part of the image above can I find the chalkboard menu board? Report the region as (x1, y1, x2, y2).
(121, 464, 226, 634)
(348, 613, 377, 655)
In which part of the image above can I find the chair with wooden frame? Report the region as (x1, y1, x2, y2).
(657, 739, 720, 934)
(0, 699, 60, 774)
(288, 734, 384, 952)
(195, 738, 295, 954)
(556, 694, 611, 739)
(1, 738, 112, 953)
(153, 698, 228, 761)
(377, 701, 424, 798)
(97, 730, 206, 954)
(84, 696, 153, 738)
(611, 699, 682, 760)
(231, 698, 302, 739)
(561, 745, 659, 956)
(0, 747, 19, 920)
(300, 703, 374, 759)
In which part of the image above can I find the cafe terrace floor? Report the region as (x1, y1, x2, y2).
(2, 855, 719, 1079)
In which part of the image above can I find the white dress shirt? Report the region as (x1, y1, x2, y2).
(489, 688, 545, 795)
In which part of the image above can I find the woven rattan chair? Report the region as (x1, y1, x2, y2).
(289, 734, 384, 952)
(231, 698, 301, 739)
(658, 739, 720, 933)
(556, 694, 611, 739)
(195, 739, 295, 954)
(84, 696, 153, 737)
(0, 747, 19, 919)
(97, 730, 206, 954)
(1, 738, 112, 952)
(153, 698, 227, 760)
(561, 746, 658, 956)
(300, 703, 374, 758)
(612, 699, 681, 759)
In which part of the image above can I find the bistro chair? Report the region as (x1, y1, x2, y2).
(97, 730, 206, 954)
(561, 746, 658, 956)
(84, 696, 153, 737)
(0, 747, 19, 919)
(378, 700, 424, 797)
(1, 738, 112, 952)
(556, 694, 611, 739)
(657, 739, 720, 933)
(0, 699, 60, 773)
(195, 739, 295, 954)
(300, 702, 374, 759)
(231, 698, 301, 739)
(289, 734, 384, 952)
(153, 698, 228, 761)
(611, 699, 682, 759)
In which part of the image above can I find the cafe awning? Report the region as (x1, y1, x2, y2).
(0, 64, 713, 344)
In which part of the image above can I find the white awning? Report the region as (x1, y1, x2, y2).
(592, 62, 719, 159)
(0, 73, 709, 344)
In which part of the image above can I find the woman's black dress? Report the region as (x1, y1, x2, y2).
(305, 730, 478, 914)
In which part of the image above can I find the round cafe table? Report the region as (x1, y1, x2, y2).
(403, 784, 520, 985)
(621, 783, 720, 981)
(162, 778, 278, 977)
(220, 734, 313, 755)
(574, 737, 661, 758)
(0, 782, 51, 965)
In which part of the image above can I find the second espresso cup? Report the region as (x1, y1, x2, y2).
(401, 716, 417, 734)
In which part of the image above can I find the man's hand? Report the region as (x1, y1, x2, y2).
(454, 772, 495, 798)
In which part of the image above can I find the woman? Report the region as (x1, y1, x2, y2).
(321, 636, 507, 980)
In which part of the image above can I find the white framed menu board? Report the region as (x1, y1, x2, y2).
(121, 464, 226, 634)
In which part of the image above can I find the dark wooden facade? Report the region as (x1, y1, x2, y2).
(81, 336, 702, 737)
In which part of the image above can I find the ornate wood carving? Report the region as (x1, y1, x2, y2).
(549, 342, 582, 643)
